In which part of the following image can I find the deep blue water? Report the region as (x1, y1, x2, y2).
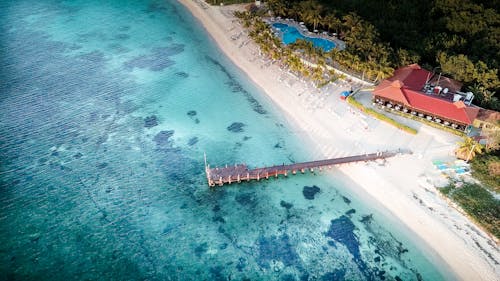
(272, 23, 336, 51)
(0, 0, 448, 280)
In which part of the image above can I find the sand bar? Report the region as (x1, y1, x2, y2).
(177, 1, 500, 280)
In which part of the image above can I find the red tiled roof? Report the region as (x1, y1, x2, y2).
(403, 89, 479, 124)
(374, 80, 409, 105)
(373, 64, 479, 125)
(387, 63, 431, 90)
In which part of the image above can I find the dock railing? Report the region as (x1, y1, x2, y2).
(205, 149, 411, 187)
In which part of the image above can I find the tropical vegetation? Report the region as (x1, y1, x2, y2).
(262, 0, 499, 110)
(228, 0, 500, 240)
(444, 139, 499, 238)
(235, 11, 345, 87)
(439, 182, 499, 239)
(455, 137, 484, 161)
(470, 149, 500, 193)
(482, 128, 500, 152)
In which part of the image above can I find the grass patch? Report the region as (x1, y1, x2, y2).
(470, 150, 500, 193)
(439, 184, 454, 196)
(438, 182, 500, 239)
(346, 96, 417, 135)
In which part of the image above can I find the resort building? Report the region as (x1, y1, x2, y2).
(372, 64, 480, 131)
(474, 109, 500, 132)
(474, 109, 500, 147)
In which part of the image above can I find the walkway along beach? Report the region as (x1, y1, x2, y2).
(178, 1, 500, 280)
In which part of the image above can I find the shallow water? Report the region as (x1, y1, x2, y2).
(0, 0, 447, 280)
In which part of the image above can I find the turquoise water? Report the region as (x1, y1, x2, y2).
(272, 23, 336, 51)
(0, 0, 449, 280)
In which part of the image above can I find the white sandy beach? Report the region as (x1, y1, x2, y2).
(178, 1, 500, 280)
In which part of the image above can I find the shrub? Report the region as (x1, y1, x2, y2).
(470, 150, 500, 193)
(438, 183, 454, 196)
(445, 183, 500, 239)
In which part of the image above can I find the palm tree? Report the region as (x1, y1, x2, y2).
(373, 62, 394, 83)
(481, 90, 497, 106)
(301, 67, 311, 78)
(351, 55, 361, 72)
(328, 48, 340, 62)
(323, 14, 341, 34)
(254, 20, 268, 32)
(342, 13, 362, 34)
(311, 66, 324, 83)
(288, 5, 302, 21)
(316, 55, 326, 68)
(455, 137, 483, 161)
(468, 83, 484, 96)
(469, 82, 498, 109)
(300, 0, 324, 31)
(341, 51, 356, 69)
(303, 40, 315, 60)
(364, 61, 377, 82)
(287, 54, 303, 74)
(267, 0, 287, 17)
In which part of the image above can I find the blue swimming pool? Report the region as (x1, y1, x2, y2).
(272, 23, 336, 51)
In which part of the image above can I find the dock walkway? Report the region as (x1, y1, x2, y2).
(205, 149, 411, 187)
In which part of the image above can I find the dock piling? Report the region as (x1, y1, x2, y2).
(204, 150, 410, 187)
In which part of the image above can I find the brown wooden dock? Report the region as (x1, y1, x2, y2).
(204, 149, 411, 187)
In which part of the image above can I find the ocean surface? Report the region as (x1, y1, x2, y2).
(0, 0, 448, 280)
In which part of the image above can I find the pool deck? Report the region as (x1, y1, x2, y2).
(265, 17, 346, 50)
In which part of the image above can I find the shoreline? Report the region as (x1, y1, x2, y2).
(177, 0, 500, 280)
